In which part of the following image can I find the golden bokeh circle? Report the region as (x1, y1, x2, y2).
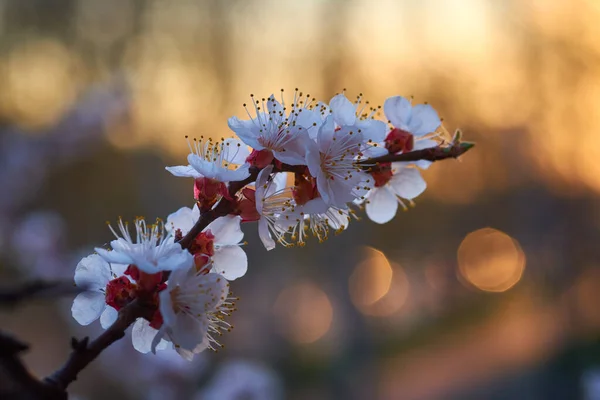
(273, 282, 333, 344)
(457, 228, 526, 292)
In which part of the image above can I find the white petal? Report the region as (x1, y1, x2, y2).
(165, 165, 202, 178)
(267, 94, 284, 115)
(132, 318, 168, 353)
(366, 187, 398, 224)
(227, 116, 262, 149)
(329, 94, 356, 126)
(215, 164, 251, 182)
(212, 246, 248, 280)
(169, 313, 208, 351)
(413, 139, 438, 150)
(167, 206, 196, 235)
(356, 119, 386, 143)
(384, 96, 412, 130)
(95, 247, 133, 265)
(100, 306, 118, 329)
(110, 263, 129, 278)
(255, 166, 274, 214)
(271, 172, 288, 193)
(258, 218, 276, 251)
(207, 215, 243, 245)
(389, 168, 427, 199)
(408, 104, 441, 136)
(223, 138, 251, 164)
(72, 292, 106, 326)
(74, 254, 111, 290)
(316, 115, 335, 153)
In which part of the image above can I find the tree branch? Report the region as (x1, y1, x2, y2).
(44, 299, 154, 392)
(357, 142, 474, 167)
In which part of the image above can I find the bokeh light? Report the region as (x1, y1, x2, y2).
(273, 281, 333, 344)
(349, 246, 393, 309)
(457, 228, 526, 292)
(358, 262, 411, 317)
(0, 39, 80, 130)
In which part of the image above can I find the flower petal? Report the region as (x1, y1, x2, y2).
(212, 246, 248, 280)
(366, 187, 398, 224)
(329, 94, 356, 126)
(408, 104, 441, 136)
(227, 116, 262, 149)
(258, 218, 276, 251)
(384, 96, 412, 130)
(223, 138, 251, 164)
(74, 254, 111, 290)
(132, 318, 168, 354)
(207, 215, 244, 246)
(389, 168, 427, 199)
(168, 313, 208, 351)
(167, 206, 196, 235)
(100, 306, 118, 329)
(72, 291, 106, 326)
(165, 165, 202, 178)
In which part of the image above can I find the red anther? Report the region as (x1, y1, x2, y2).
(385, 128, 414, 154)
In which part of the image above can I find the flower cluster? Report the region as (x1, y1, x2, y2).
(72, 89, 470, 360)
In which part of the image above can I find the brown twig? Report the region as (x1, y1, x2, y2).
(357, 142, 474, 167)
(44, 299, 153, 392)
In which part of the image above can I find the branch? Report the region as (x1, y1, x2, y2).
(357, 142, 475, 167)
(45, 299, 153, 391)
(0, 331, 66, 400)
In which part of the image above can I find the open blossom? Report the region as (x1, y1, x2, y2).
(71, 254, 127, 327)
(166, 137, 251, 182)
(383, 96, 441, 137)
(95, 218, 193, 274)
(151, 263, 235, 360)
(365, 163, 427, 224)
(228, 91, 321, 166)
(167, 207, 248, 280)
(305, 115, 373, 208)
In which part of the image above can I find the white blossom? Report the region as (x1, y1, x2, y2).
(383, 96, 441, 137)
(365, 165, 427, 224)
(228, 91, 321, 165)
(167, 207, 248, 280)
(95, 218, 193, 274)
(71, 254, 126, 327)
(166, 138, 251, 182)
(151, 264, 234, 359)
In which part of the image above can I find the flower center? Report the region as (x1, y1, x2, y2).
(385, 128, 414, 154)
(370, 162, 393, 187)
(191, 230, 215, 256)
(105, 276, 136, 311)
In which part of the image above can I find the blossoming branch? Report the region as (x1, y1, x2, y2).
(5, 90, 473, 397)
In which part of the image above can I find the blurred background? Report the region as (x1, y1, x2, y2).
(0, 0, 599, 399)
